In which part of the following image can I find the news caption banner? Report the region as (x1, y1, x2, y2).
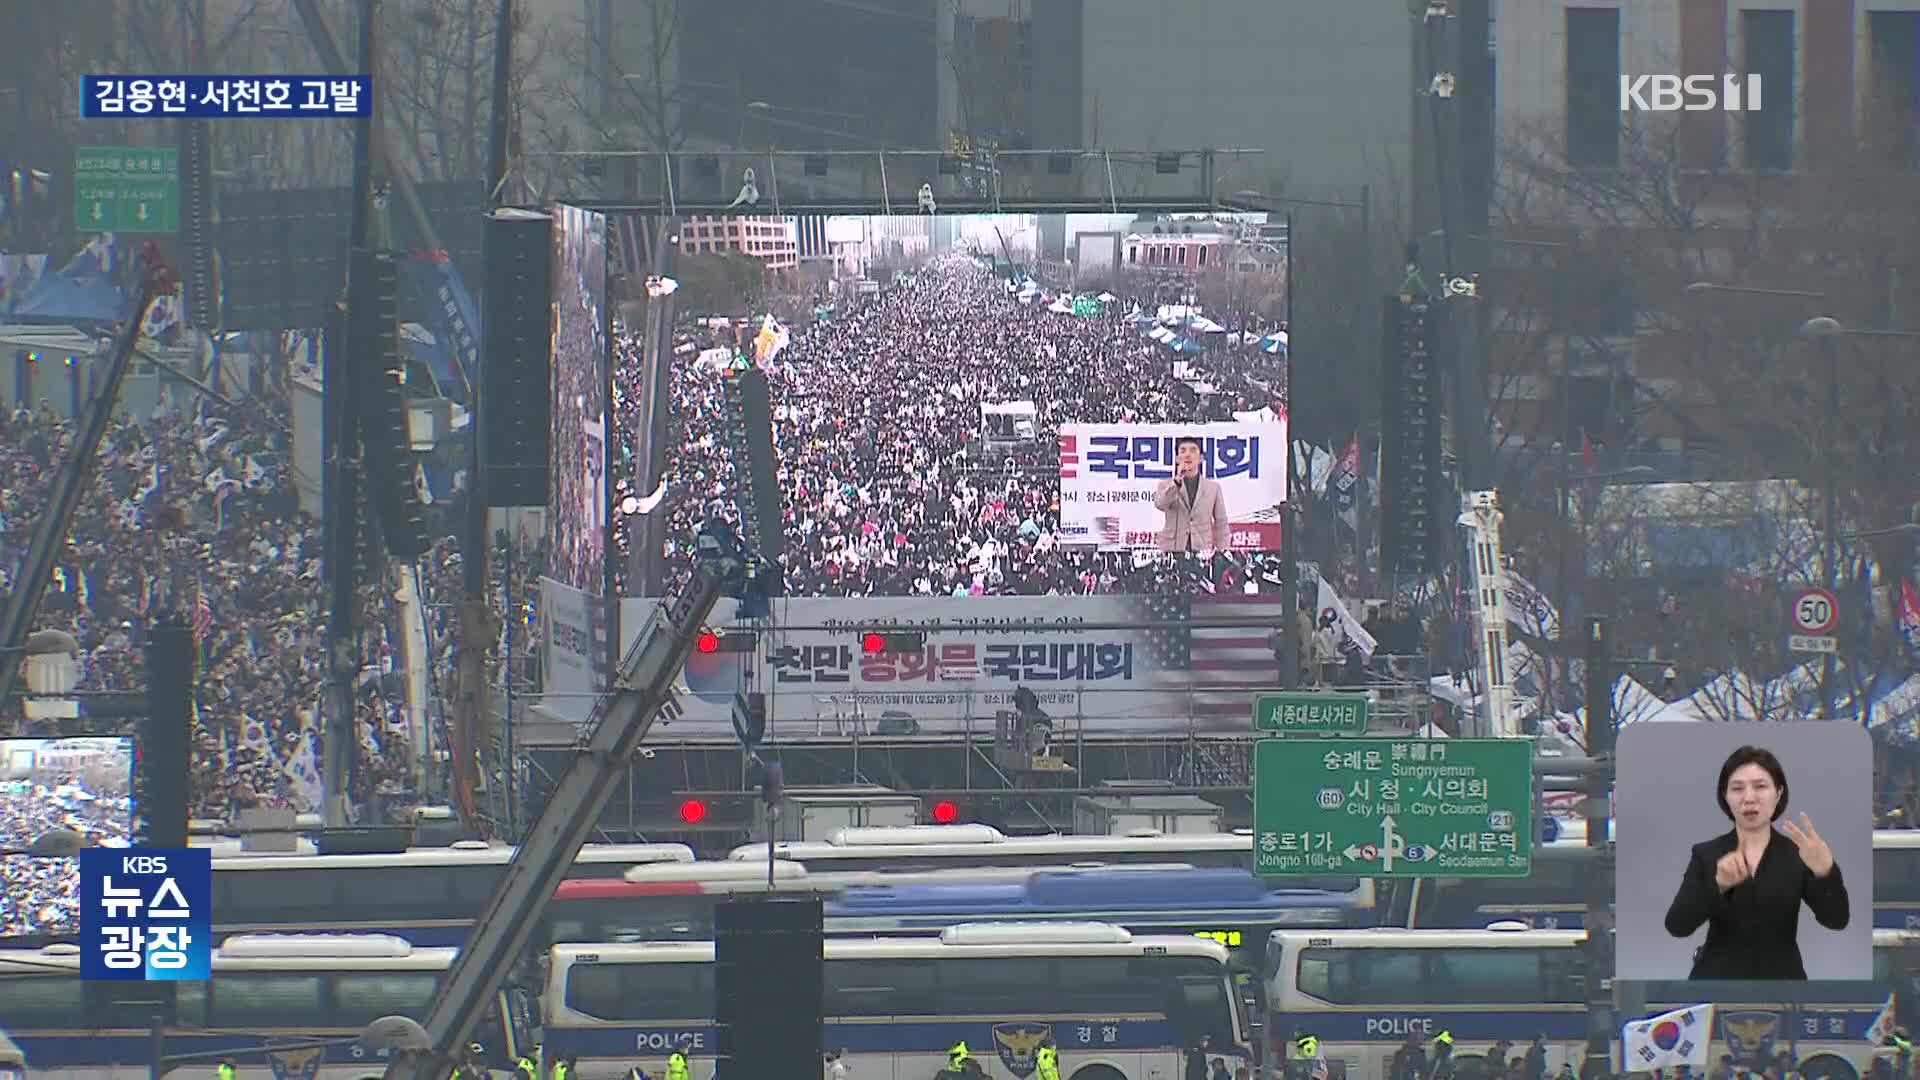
(80, 75, 370, 119)
(79, 848, 212, 981)
(1253, 737, 1534, 878)
(1253, 691, 1370, 736)
(74, 147, 178, 234)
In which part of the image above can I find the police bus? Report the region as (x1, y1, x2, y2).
(1394, 830, 1920, 931)
(0, 1029, 24, 1080)
(547, 862, 1345, 942)
(1263, 927, 1903, 1080)
(543, 923, 1251, 1080)
(823, 867, 1353, 1001)
(0, 934, 529, 1078)
(208, 841, 694, 945)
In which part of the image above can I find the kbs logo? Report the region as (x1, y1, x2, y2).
(1619, 74, 1763, 111)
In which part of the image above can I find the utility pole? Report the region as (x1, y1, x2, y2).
(1276, 210, 1300, 689)
(450, 0, 517, 835)
(1450, 0, 1495, 491)
(1582, 615, 1616, 1077)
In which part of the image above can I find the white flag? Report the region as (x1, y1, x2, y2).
(1622, 1003, 1715, 1072)
(1316, 575, 1377, 658)
(1868, 993, 1896, 1046)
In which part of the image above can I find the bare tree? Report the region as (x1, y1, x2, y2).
(0, 6, 141, 249)
(943, 0, 1028, 152)
(1491, 109, 1920, 727)
(378, 0, 554, 185)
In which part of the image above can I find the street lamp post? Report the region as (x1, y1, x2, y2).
(1801, 316, 1844, 721)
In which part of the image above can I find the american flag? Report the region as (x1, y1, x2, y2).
(1134, 591, 1292, 726)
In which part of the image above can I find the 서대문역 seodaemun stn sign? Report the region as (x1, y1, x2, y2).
(1253, 737, 1534, 878)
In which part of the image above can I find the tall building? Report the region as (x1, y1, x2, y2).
(1498, 0, 1920, 172)
(679, 216, 799, 271)
(1487, 1, 1920, 454)
(1016, 0, 1413, 202)
(672, 0, 942, 152)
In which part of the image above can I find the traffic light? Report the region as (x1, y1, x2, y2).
(696, 629, 757, 655)
(861, 631, 926, 655)
(928, 799, 961, 825)
(678, 798, 710, 825)
(732, 691, 767, 747)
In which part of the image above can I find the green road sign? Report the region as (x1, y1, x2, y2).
(1254, 691, 1369, 735)
(1253, 737, 1534, 878)
(74, 146, 179, 234)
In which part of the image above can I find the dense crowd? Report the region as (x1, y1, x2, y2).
(0, 397, 419, 824)
(0, 758, 133, 937)
(548, 207, 611, 593)
(611, 259, 1287, 598)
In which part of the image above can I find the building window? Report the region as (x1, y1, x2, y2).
(1565, 6, 1621, 168)
(1742, 10, 1795, 170)
(1867, 12, 1920, 170)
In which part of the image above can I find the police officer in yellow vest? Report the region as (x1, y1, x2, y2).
(552, 1056, 577, 1080)
(217, 1061, 236, 1080)
(515, 1050, 538, 1080)
(1431, 1030, 1456, 1080)
(666, 1038, 692, 1080)
(946, 1041, 971, 1077)
(1288, 1033, 1320, 1080)
(1037, 1038, 1060, 1080)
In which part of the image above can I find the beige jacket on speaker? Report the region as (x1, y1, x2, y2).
(1152, 475, 1231, 553)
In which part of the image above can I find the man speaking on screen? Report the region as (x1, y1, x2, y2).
(1152, 435, 1231, 553)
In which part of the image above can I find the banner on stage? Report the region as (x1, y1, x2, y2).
(1057, 421, 1287, 552)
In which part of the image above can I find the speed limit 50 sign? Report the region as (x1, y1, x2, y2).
(1791, 587, 1839, 635)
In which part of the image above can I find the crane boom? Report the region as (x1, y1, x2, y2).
(1463, 490, 1516, 736)
(383, 556, 736, 1080)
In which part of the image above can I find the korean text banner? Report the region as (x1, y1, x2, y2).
(1058, 421, 1288, 551)
(79, 847, 211, 981)
(592, 593, 1289, 740)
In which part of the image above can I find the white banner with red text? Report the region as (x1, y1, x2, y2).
(532, 595, 1290, 739)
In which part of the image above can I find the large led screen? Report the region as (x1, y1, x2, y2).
(613, 211, 1290, 602)
(548, 204, 612, 594)
(608, 211, 1295, 738)
(0, 737, 135, 938)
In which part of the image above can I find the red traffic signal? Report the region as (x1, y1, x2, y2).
(862, 631, 927, 655)
(696, 629, 756, 654)
(929, 800, 960, 825)
(677, 798, 709, 825)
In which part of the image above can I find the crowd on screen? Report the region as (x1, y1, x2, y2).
(611, 258, 1289, 599)
(0, 769, 134, 937)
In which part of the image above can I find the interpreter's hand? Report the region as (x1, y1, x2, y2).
(1714, 850, 1752, 892)
(1781, 812, 1835, 877)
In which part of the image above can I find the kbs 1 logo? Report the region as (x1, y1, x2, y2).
(1619, 74, 1763, 112)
